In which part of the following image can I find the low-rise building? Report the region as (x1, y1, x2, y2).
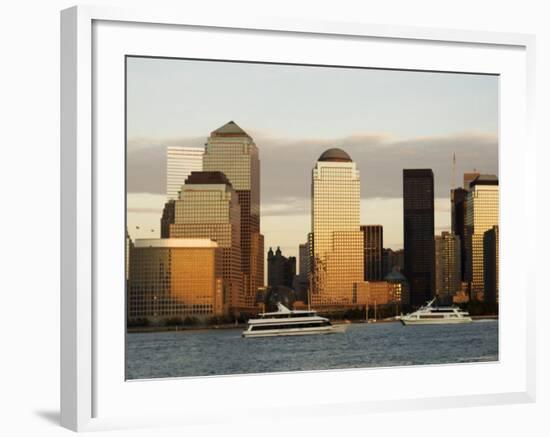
(128, 238, 224, 323)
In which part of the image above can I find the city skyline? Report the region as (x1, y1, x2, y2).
(126, 57, 498, 260)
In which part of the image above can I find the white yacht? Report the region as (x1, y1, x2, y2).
(400, 298, 472, 325)
(242, 303, 348, 338)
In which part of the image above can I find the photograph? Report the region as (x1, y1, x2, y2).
(125, 56, 499, 380)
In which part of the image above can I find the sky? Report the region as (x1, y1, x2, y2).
(126, 56, 499, 263)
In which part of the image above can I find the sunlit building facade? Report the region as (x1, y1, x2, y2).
(311, 148, 363, 307)
(465, 175, 499, 299)
(128, 239, 223, 322)
(168, 171, 242, 312)
(203, 121, 264, 309)
(353, 280, 405, 306)
(166, 146, 204, 200)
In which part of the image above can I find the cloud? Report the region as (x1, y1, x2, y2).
(126, 131, 498, 207)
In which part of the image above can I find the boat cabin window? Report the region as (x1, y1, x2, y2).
(250, 321, 329, 331)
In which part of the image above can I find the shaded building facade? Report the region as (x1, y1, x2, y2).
(168, 171, 242, 312)
(465, 175, 499, 299)
(383, 248, 404, 277)
(483, 225, 499, 305)
(203, 121, 264, 309)
(435, 231, 461, 304)
(311, 148, 363, 307)
(360, 225, 383, 281)
(267, 246, 296, 288)
(450, 187, 467, 280)
(160, 199, 175, 239)
(292, 239, 311, 302)
(403, 169, 435, 307)
(128, 239, 223, 322)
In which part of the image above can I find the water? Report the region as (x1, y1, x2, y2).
(126, 320, 498, 380)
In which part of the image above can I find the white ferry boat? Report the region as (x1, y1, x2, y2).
(400, 298, 472, 325)
(242, 303, 348, 338)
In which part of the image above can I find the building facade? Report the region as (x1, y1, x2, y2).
(450, 187, 467, 281)
(483, 225, 499, 305)
(311, 148, 364, 308)
(168, 171, 242, 312)
(267, 246, 296, 288)
(203, 121, 264, 309)
(166, 146, 204, 200)
(298, 242, 310, 282)
(465, 175, 499, 299)
(128, 239, 223, 322)
(160, 199, 175, 239)
(403, 169, 435, 307)
(434, 231, 461, 304)
(353, 280, 406, 307)
(360, 225, 384, 281)
(382, 248, 404, 277)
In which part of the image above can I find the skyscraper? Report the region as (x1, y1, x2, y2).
(311, 148, 363, 307)
(451, 172, 479, 281)
(298, 242, 310, 281)
(166, 146, 204, 200)
(360, 225, 384, 281)
(403, 169, 435, 307)
(483, 225, 499, 305)
(450, 187, 467, 280)
(203, 121, 263, 309)
(267, 247, 296, 288)
(434, 231, 461, 304)
(465, 175, 499, 299)
(160, 199, 175, 238)
(168, 171, 242, 312)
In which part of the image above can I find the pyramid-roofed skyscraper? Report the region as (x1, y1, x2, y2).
(203, 121, 263, 312)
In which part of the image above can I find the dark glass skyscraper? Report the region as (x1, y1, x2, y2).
(360, 225, 383, 281)
(450, 187, 467, 281)
(403, 169, 435, 306)
(483, 225, 499, 305)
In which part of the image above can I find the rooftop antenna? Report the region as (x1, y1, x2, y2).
(451, 152, 456, 189)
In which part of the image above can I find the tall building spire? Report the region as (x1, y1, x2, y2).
(452, 152, 456, 189)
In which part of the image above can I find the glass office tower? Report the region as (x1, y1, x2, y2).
(403, 169, 435, 307)
(203, 121, 264, 310)
(168, 171, 242, 313)
(311, 148, 363, 307)
(465, 175, 499, 299)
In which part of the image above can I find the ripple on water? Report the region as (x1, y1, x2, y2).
(126, 320, 499, 379)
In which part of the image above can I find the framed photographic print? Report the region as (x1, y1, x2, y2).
(61, 5, 536, 432)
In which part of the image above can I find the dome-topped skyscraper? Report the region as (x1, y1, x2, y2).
(310, 148, 364, 307)
(318, 148, 352, 162)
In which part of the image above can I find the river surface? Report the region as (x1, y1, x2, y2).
(126, 320, 498, 380)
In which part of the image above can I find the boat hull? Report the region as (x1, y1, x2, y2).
(242, 324, 348, 338)
(400, 317, 472, 325)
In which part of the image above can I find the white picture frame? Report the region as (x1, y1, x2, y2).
(60, 5, 536, 432)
